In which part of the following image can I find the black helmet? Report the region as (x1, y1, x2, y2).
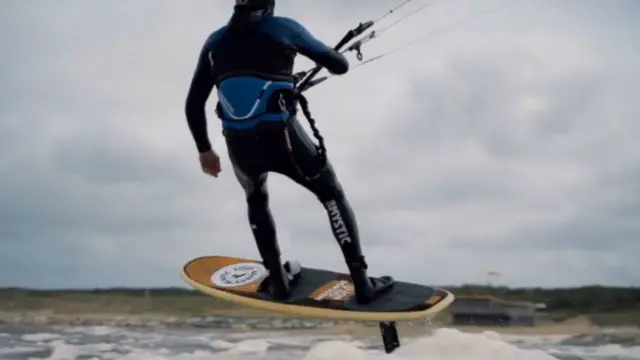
(231, 0, 274, 25)
(235, 0, 275, 14)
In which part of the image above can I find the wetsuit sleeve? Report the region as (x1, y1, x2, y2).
(185, 39, 215, 153)
(277, 17, 349, 75)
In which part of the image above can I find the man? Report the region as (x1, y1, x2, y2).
(184, 0, 393, 304)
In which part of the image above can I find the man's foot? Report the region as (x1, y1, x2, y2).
(260, 260, 302, 300)
(354, 275, 395, 304)
(268, 264, 291, 300)
(347, 257, 395, 304)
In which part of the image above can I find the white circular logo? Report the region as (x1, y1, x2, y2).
(211, 262, 267, 288)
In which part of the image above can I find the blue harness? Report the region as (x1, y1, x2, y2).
(215, 76, 294, 130)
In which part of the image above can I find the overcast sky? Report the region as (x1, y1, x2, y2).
(1, 0, 639, 289)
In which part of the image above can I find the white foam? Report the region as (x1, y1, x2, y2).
(303, 340, 368, 360)
(387, 328, 559, 360)
(47, 340, 79, 360)
(222, 339, 271, 355)
(61, 325, 120, 336)
(81, 342, 119, 352)
(210, 339, 273, 353)
(294, 329, 561, 360)
(210, 339, 235, 350)
(22, 332, 61, 342)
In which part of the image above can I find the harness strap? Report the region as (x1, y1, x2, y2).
(282, 91, 327, 181)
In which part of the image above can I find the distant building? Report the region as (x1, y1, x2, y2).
(449, 295, 536, 326)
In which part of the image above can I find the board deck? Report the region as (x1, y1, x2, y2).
(181, 255, 454, 322)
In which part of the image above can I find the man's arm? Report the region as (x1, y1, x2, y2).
(185, 39, 216, 153)
(277, 17, 349, 75)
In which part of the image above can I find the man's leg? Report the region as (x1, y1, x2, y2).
(225, 132, 291, 299)
(272, 118, 394, 304)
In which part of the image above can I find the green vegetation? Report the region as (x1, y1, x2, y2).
(0, 287, 260, 317)
(1, 285, 639, 323)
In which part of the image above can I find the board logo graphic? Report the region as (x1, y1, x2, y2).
(211, 262, 267, 288)
(313, 280, 355, 301)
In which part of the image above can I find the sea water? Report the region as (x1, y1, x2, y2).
(1, 325, 639, 360)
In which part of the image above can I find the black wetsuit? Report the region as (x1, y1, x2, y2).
(184, 7, 392, 303)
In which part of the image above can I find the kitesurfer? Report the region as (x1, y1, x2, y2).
(184, 0, 394, 303)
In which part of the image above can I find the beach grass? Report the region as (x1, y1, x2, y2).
(0, 288, 267, 317)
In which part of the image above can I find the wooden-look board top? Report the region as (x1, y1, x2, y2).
(181, 255, 454, 321)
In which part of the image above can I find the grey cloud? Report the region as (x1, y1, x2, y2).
(1, 0, 639, 288)
(486, 163, 640, 253)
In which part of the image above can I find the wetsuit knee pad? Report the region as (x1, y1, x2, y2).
(313, 167, 346, 203)
(247, 184, 269, 207)
(316, 184, 344, 204)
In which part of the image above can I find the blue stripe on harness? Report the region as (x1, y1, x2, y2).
(217, 76, 293, 129)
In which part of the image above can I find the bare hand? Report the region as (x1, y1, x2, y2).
(199, 150, 221, 177)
